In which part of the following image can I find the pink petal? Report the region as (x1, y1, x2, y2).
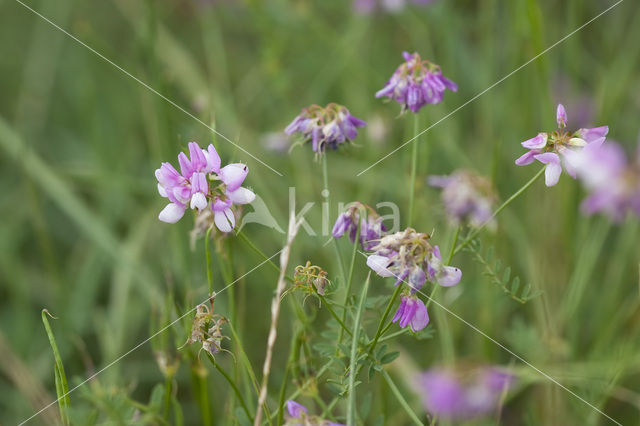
(366, 255, 394, 277)
(220, 163, 248, 191)
(204, 144, 221, 173)
(515, 150, 537, 166)
(521, 133, 548, 149)
(544, 162, 562, 186)
(438, 266, 462, 287)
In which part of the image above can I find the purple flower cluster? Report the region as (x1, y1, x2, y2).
(284, 400, 345, 426)
(332, 202, 387, 250)
(366, 228, 461, 332)
(428, 170, 496, 228)
(417, 366, 514, 420)
(155, 141, 255, 232)
(285, 103, 366, 154)
(376, 52, 457, 113)
(515, 104, 609, 187)
(567, 139, 640, 221)
(353, 0, 435, 14)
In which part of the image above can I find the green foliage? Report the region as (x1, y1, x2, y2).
(465, 239, 542, 304)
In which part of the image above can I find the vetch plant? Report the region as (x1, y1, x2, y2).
(285, 103, 366, 155)
(155, 141, 256, 231)
(515, 103, 609, 187)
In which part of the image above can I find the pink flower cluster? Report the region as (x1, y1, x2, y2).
(155, 142, 255, 232)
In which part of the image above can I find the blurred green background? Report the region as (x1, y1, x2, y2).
(1, 0, 639, 424)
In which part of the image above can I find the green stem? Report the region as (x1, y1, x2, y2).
(347, 273, 371, 425)
(318, 293, 353, 337)
(338, 224, 361, 346)
(205, 226, 214, 296)
(368, 284, 403, 352)
(163, 377, 172, 419)
(322, 154, 347, 287)
(377, 328, 409, 344)
(408, 114, 420, 227)
(381, 369, 424, 426)
(42, 310, 71, 426)
(197, 372, 212, 426)
(207, 354, 254, 423)
(277, 331, 301, 426)
(454, 166, 545, 255)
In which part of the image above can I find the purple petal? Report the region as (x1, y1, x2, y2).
(205, 144, 221, 173)
(285, 400, 307, 418)
(577, 125, 609, 143)
(410, 298, 429, 332)
(556, 104, 567, 127)
(521, 133, 548, 149)
(438, 266, 462, 287)
(515, 150, 537, 166)
(392, 297, 407, 323)
(367, 255, 394, 277)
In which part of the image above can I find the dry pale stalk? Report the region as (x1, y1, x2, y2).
(254, 211, 302, 426)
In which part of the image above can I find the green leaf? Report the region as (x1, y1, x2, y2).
(380, 351, 400, 365)
(502, 267, 511, 284)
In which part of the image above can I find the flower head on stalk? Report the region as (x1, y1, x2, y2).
(181, 297, 229, 357)
(155, 141, 255, 232)
(285, 103, 366, 155)
(332, 202, 387, 250)
(416, 365, 515, 420)
(428, 170, 497, 228)
(515, 104, 609, 187)
(375, 51, 457, 113)
(284, 400, 345, 426)
(366, 228, 462, 293)
(567, 139, 640, 221)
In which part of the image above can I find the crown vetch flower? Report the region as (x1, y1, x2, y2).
(567, 140, 640, 221)
(376, 52, 457, 113)
(417, 366, 514, 420)
(332, 202, 387, 250)
(284, 400, 345, 426)
(155, 142, 255, 232)
(428, 170, 497, 228)
(515, 103, 609, 187)
(285, 103, 366, 154)
(392, 295, 429, 332)
(366, 228, 461, 292)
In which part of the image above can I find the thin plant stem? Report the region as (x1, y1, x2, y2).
(205, 226, 214, 296)
(338, 224, 361, 346)
(408, 114, 420, 227)
(368, 284, 403, 352)
(317, 292, 353, 337)
(163, 377, 172, 420)
(377, 328, 409, 344)
(381, 369, 424, 426)
(277, 331, 301, 426)
(322, 154, 347, 287)
(347, 273, 371, 425)
(206, 353, 253, 423)
(454, 166, 545, 255)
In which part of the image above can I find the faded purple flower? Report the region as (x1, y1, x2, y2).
(284, 400, 345, 426)
(567, 139, 640, 221)
(376, 51, 457, 113)
(155, 141, 255, 232)
(515, 103, 608, 187)
(417, 366, 514, 420)
(332, 202, 387, 250)
(285, 103, 366, 154)
(366, 228, 461, 292)
(429, 170, 497, 228)
(392, 295, 429, 332)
